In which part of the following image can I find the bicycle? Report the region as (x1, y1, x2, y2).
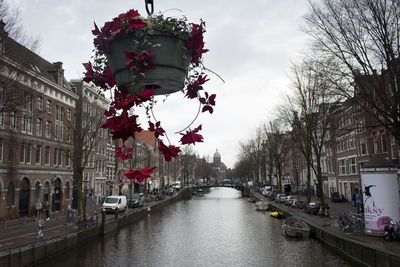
(337, 212, 365, 233)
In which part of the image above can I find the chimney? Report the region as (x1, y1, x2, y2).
(53, 61, 64, 86)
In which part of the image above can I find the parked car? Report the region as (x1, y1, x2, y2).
(172, 181, 182, 190)
(285, 195, 299, 206)
(166, 187, 175, 196)
(291, 199, 305, 209)
(306, 202, 321, 215)
(129, 193, 144, 208)
(275, 194, 286, 203)
(102, 195, 127, 213)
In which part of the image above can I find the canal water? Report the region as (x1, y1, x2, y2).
(42, 187, 352, 267)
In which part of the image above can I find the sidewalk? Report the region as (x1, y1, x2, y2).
(0, 193, 177, 254)
(255, 192, 400, 262)
(0, 211, 76, 253)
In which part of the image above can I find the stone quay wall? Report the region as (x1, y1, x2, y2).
(0, 188, 192, 266)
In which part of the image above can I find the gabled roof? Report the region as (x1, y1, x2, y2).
(1, 26, 73, 92)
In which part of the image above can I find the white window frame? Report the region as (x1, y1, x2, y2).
(349, 157, 357, 174)
(338, 159, 346, 175)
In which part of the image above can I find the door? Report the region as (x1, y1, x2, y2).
(18, 178, 30, 217)
(53, 178, 62, 211)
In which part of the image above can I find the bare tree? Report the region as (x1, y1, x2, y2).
(263, 120, 286, 193)
(280, 59, 340, 207)
(70, 81, 106, 217)
(304, 0, 400, 150)
(180, 146, 196, 186)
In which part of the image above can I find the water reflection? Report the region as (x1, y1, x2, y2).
(42, 187, 351, 267)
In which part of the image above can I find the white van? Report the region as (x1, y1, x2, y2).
(102, 195, 127, 213)
(171, 181, 182, 190)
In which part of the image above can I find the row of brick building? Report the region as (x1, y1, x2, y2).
(276, 93, 399, 202)
(0, 22, 191, 219)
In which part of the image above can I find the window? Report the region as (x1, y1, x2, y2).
(54, 148, 58, 166)
(381, 131, 387, 153)
(359, 138, 367, 155)
(67, 127, 71, 142)
(60, 106, 64, 122)
(35, 145, 41, 164)
(46, 121, 51, 138)
(55, 105, 59, 121)
(44, 182, 49, 201)
(10, 111, 17, 129)
(373, 134, 379, 154)
(65, 181, 70, 200)
(46, 100, 52, 113)
(391, 136, 397, 159)
(36, 118, 42, 136)
(37, 96, 43, 110)
(26, 144, 32, 164)
(55, 124, 59, 140)
(349, 157, 357, 174)
(20, 143, 25, 163)
(58, 149, 62, 166)
(67, 108, 71, 120)
(21, 111, 26, 133)
(66, 150, 70, 167)
(35, 182, 41, 202)
(338, 159, 346, 175)
(6, 181, 15, 206)
(27, 116, 32, 134)
(45, 146, 50, 165)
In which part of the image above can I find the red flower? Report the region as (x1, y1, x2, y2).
(124, 166, 156, 183)
(200, 92, 216, 114)
(180, 125, 204, 145)
(83, 62, 116, 90)
(185, 75, 209, 99)
(158, 141, 181, 162)
(115, 145, 133, 160)
(92, 9, 147, 54)
(148, 121, 165, 138)
(101, 111, 143, 142)
(186, 22, 209, 64)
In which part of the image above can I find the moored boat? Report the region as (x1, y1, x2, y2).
(269, 211, 284, 219)
(255, 201, 270, 211)
(282, 216, 310, 238)
(247, 198, 256, 203)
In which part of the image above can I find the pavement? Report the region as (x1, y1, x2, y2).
(254, 192, 400, 257)
(0, 193, 176, 254)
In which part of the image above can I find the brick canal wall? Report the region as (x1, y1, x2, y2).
(0, 188, 192, 266)
(249, 190, 400, 267)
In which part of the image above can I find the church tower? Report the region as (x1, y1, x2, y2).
(213, 149, 221, 166)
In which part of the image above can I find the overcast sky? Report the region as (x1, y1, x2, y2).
(9, 0, 311, 169)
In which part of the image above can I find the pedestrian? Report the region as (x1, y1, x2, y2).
(352, 192, 356, 206)
(45, 201, 50, 221)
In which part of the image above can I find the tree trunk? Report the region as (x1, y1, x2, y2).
(306, 158, 311, 203)
(77, 169, 83, 217)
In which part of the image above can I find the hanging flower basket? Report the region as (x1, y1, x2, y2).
(83, 7, 216, 183)
(108, 33, 190, 95)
